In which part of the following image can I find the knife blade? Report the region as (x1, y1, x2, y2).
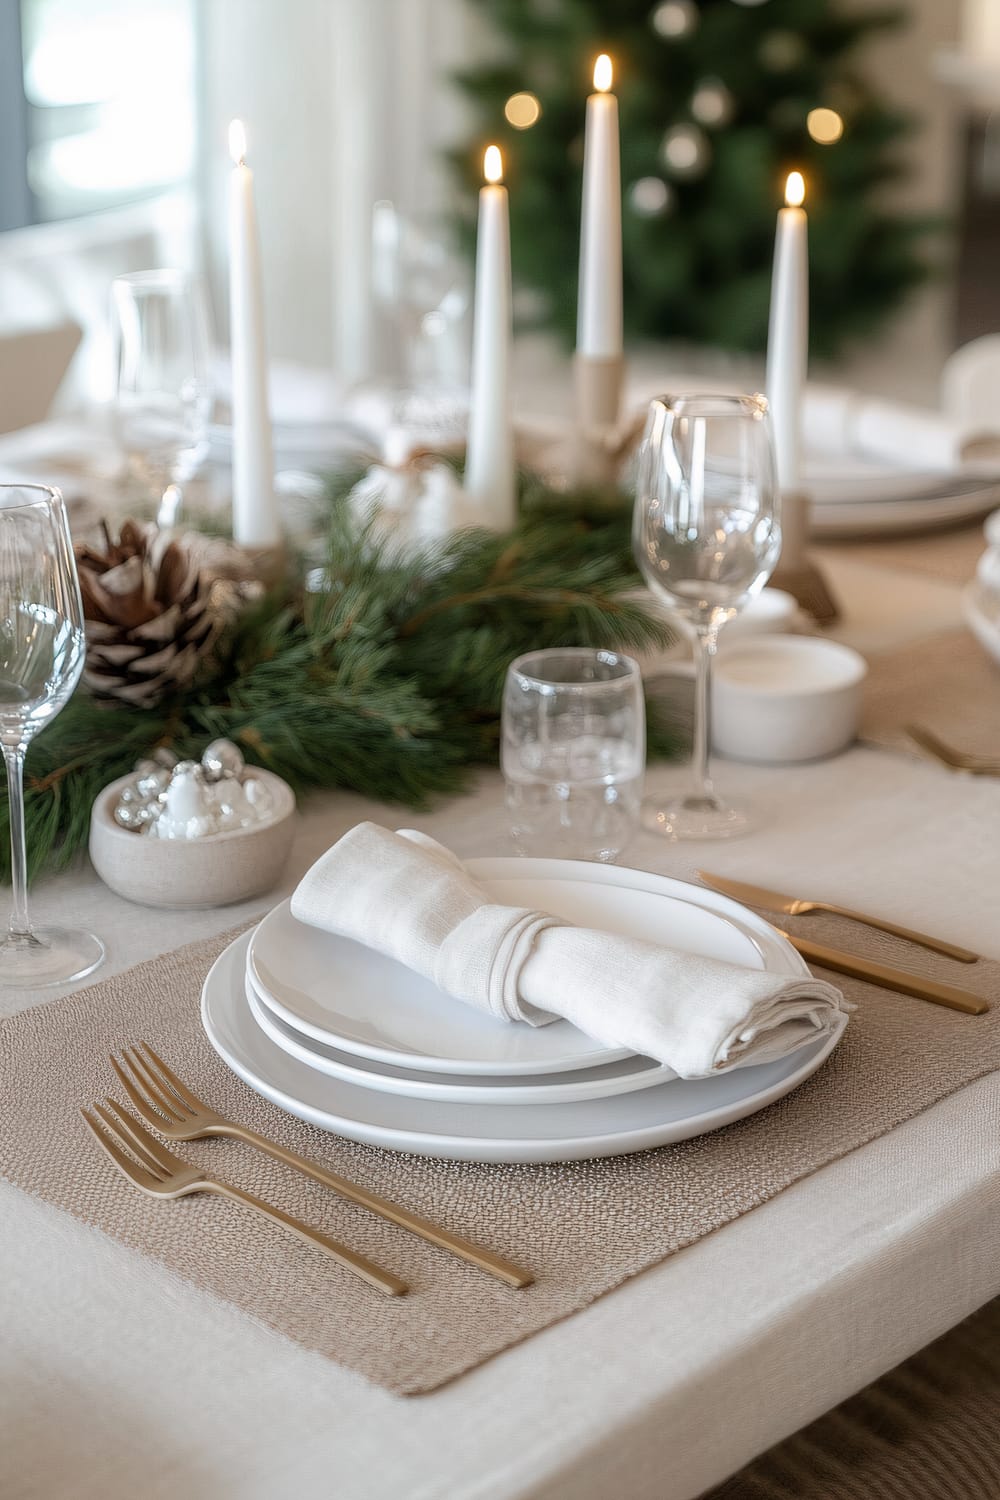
(773, 928, 989, 1016)
(697, 870, 978, 964)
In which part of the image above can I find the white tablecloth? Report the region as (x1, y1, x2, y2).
(2, 495, 998, 1497)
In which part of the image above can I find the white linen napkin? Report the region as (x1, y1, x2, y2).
(803, 384, 1000, 473)
(289, 823, 850, 1079)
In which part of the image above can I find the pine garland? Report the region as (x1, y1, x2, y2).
(3, 477, 676, 881)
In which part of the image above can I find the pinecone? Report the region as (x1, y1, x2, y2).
(75, 520, 259, 707)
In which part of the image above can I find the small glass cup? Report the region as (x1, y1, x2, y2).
(111, 268, 211, 523)
(501, 648, 645, 863)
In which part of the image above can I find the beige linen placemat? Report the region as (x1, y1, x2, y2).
(818, 521, 988, 586)
(1, 914, 998, 1396)
(863, 627, 1000, 757)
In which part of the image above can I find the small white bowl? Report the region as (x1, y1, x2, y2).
(722, 588, 800, 640)
(89, 769, 297, 909)
(712, 635, 867, 764)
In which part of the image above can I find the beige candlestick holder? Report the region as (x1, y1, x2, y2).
(572, 351, 625, 485)
(770, 490, 840, 624)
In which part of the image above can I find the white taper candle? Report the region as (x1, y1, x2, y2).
(765, 171, 809, 493)
(464, 145, 516, 531)
(577, 54, 623, 360)
(228, 120, 279, 547)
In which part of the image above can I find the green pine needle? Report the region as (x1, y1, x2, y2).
(2, 474, 677, 882)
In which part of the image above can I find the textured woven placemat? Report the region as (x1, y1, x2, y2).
(1, 915, 998, 1396)
(863, 627, 1000, 758)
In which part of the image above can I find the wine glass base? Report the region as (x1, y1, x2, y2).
(642, 794, 753, 842)
(0, 927, 105, 989)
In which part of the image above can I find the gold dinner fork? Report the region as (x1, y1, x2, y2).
(110, 1042, 534, 1289)
(81, 1098, 408, 1297)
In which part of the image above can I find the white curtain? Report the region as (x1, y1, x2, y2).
(197, 0, 487, 380)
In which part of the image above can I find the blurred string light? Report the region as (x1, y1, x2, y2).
(806, 106, 845, 144)
(629, 176, 674, 216)
(660, 123, 711, 178)
(691, 79, 734, 127)
(504, 92, 542, 129)
(651, 1, 698, 40)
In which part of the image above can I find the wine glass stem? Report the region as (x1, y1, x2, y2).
(3, 743, 31, 937)
(691, 626, 718, 803)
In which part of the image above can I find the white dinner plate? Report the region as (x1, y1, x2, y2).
(204, 931, 847, 1163)
(811, 483, 1000, 539)
(247, 861, 798, 1076)
(245, 975, 676, 1103)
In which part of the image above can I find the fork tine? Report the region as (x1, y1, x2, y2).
(137, 1042, 205, 1114)
(121, 1045, 185, 1121)
(96, 1099, 181, 1178)
(110, 1053, 180, 1124)
(80, 1108, 160, 1189)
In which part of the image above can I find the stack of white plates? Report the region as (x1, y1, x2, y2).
(201, 858, 847, 1163)
(807, 454, 1000, 538)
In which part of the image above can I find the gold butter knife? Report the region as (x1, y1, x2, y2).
(698, 871, 978, 964)
(773, 929, 989, 1016)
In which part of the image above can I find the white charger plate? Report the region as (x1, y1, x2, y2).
(245, 975, 675, 1104)
(247, 861, 798, 1076)
(204, 931, 847, 1163)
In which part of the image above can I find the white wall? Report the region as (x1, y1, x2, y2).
(833, 0, 964, 400)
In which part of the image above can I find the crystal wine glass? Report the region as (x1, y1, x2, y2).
(0, 486, 104, 986)
(633, 393, 781, 839)
(112, 269, 211, 525)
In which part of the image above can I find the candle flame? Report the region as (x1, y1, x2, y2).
(484, 144, 503, 184)
(785, 171, 805, 208)
(229, 119, 247, 166)
(593, 53, 613, 92)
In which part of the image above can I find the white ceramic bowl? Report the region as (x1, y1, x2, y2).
(712, 635, 867, 764)
(721, 588, 800, 640)
(89, 768, 297, 909)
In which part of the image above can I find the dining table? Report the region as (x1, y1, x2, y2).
(2, 419, 1000, 1500)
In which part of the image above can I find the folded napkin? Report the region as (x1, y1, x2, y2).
(803, 384, 1000, 473)
(290, 823, 849, 1079)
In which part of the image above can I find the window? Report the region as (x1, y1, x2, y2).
(1, 0, 195, 230)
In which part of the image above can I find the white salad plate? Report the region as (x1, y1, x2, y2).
(245, 976, 675, 1104)
(804, 454, 1000, 538)
(247, 860, 800, 1077)
(203, 931, 847, 1163)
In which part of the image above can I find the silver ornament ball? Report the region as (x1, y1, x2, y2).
(201, 738, 245, 782)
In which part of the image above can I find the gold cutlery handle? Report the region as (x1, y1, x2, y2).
(210, 1180, 408, 1296)
(814, 904, 978, 964)
(220, 1124, 534, 1289)
(778, 930, 989, 1015)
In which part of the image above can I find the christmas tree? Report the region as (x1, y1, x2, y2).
(451, 0, 936, 357)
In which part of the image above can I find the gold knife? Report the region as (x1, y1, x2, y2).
(773, 929, 989, 1016)
(698, 871, 978, 964)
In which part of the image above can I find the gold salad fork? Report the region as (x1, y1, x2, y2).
(81, 1098, 407, 1295)
(111, 1042, 534, 1289)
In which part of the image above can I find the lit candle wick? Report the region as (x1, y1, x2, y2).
(593, 53, 613, 93)
(484, 144, 503, 184)
(229, 119, 247, 168)
(785, 171, 805, 208)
